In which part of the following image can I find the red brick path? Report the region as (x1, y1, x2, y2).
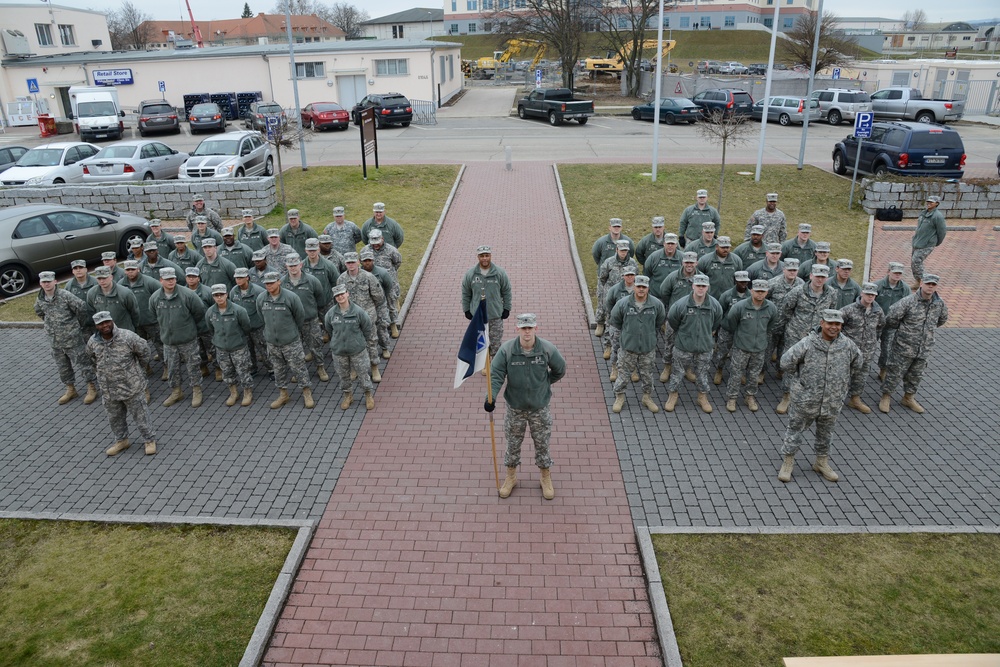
(264, 163, 660, 666)
(870, 220, 1000, 327)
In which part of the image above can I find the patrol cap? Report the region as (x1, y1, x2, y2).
(267, 229, 280, 237)
(734, 271, 750, 282)
(101, 251, 117, 261)
(652, 216, 665, 227)
(861, 282, 879, 295)
(175, 237, 188, 245)
(192, 193, 205, 201)
(287, 209, 300, 219)
(368, 229, 383, 241)
(318, 234, 333, 243)
(200, 238, 217, 247)
(701, 222, 716, 232)
(359, 248, 375, 261)
(372, 202, 386, 212)
(234, 268, 250, 278)
(750, 225, 765, 235)
(751, 279, 769, 291)
(148, 219, 161, 227)
(262, 272, 280, 283)
(888, 262, 905, 273)
(623, 266, 637, 276)
(92, 310, 114, 324)
(305, 238, 320, 249)
(122, 260, 139, 270)
(211, 283, 227, 295)
(332, 206, 345, 215)
(811, 264, 830, 277)
(242, 209, 255, 217)
(696, 189, 708, 198)
(609, 218, 623, 228)
(222, 227, 234, 236)
(476, 244, 491, 255)
(251, 249, 267, 260)
(815, 241, 831, 252)
(343, 252, 359, 264)
(185, 267, 200, 277)
(143, 240, 158, 251)
(692, 274, 710, 286)
(332, 284, 347, 296)
(837, 258, 853, 269)
(159, 268, 177, 279)
(616, 239, 631, 250)
(926, 195, 941, 203)
(664, 233, 678, 243)
(285, 254, 301, 266)
(922, 274, 940, 284)
(820, 309, 844, 323)
(38, 271, 56, 282)
(717, 236, 732, 247)
(93, 266, 111, 278)
(682, 252, 698, 263)
(784, 258, 800, 269)
(194, 215, 208, 225)
(766, 243, 782, 253)
(766, 193, 779, 202)
(128, 238, 144, 248)
(516, 313, 537, 328)
(71, 259, 87, 269)
(634, 275, 650, 287)
(798, 223, 812, 232)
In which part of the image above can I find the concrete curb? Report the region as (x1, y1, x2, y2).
(882, 225, 978, 232)
(636, 526, 683, 667)
(398, 164, 466, 327)
(553, 164, 596, 327)
(863, 213, 874, 283)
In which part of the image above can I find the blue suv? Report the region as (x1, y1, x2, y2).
(832, 121, 965, 179)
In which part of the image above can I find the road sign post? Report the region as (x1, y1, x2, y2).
(27, 78, 39, 94)
(848, 112, 874, 209)
(158, 80, 166, 93)
(265, 116, 279, 141)
(832, 68, 841, 80)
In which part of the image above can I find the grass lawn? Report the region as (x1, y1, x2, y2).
(653, 532, 1000, 667)
(558, 164, 869, 295)
(0, 520, 295, 667)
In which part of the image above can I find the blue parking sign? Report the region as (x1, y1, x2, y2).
(158, 80, 166, 93)
(27, 78, 39, 94)
(854, 112, 873, 139)
(832, 68, 841, 80)
(265, 116, 279, 140)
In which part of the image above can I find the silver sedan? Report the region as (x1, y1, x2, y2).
(81, 139, 189, 182)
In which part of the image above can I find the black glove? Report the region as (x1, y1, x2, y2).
(465, 311, 473, 320)
(501, 309, 510, 320)
(484, 400, 495, 413)
(678, 237, 687, 248)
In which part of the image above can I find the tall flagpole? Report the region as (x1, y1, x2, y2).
(482, 292, 500, 493)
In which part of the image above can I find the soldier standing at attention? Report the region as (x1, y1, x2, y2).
(365, 229, 403, 338)
(830, 259, 862, 309)
(236, 209, 269, 252)
(190, 216, 224, 255)
(185, 193, 223, 232)
(711, 270, 751, 386)
(461, 245, 513, 360)
(360, 248, 394, 359)
(219, 227, 254, 270)
(149, 267, 207, 408)
(686, 222, 719, 259)
(282, 254, 329, 382)
(230, 267, 270, 375)
(303, 238, 340, 324)
(747, 243, 785, 282)
(248, 250, 270, 287)
(197, 238, 237, 291)
(678, 189, 721, 246)
(664, 274, 722, 414)
(65, 259, 98, 339)
(485, 314, 566, 501)
(723, 279, 778, 413)
(337, 253, 385, 382)
(610, 275, 666, 414)
(697, 236, 742, 300)
(147, 219, 176, 257)
(361, 202, 405, 249)
(840, 282, 885, 414)
(603, 265, 637, 383)
(87, 311, 157, 457)
(634, 216, 667, 267)
(765, 258, 803, 380)
(168, 237, 200, 273)
(140, 241, 181, 282)
(777, 310, 864, 483)
(206, 284, 255, 407)
(591, 218, 634, 337)
(323, 206, 363, 256)
(658, 252, 701, 382)
(733, 225, 768, 267)
(910, 196, 946, 288)
(743, 192, 786, 244)
(780, 223, 816, 264)
(88, 266, 139, 332)
(101, 252, 126, 282)
(874, 262, 912, 381)
(597, 241, 639, 359)
(643, 233, 682, 302)
(257, 272, 314, 409)
(120, 260, 163, 368)
(317, 234, 347, 272)
(35, 271, 98, 406)
(263, 229, 296, 276)
(279, 209, 318, 259)
(325, 284, 376, 411)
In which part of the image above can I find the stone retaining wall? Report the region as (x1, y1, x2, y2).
(0, 178, 277, 220)
(861, 179, 1000, 219)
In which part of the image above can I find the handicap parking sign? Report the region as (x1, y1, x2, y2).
(854, 112, 873, 139)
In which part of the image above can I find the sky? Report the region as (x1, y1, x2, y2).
(4, 0, 998, 24)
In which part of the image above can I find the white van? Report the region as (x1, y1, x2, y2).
(69, 86, 125, 141)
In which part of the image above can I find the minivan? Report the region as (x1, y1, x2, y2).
(832, 121, 965, 179)
(810, 89, 872, 126)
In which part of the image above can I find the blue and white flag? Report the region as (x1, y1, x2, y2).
(454, 299, 489, 388)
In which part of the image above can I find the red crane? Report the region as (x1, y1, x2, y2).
(184, 0, 204, 48)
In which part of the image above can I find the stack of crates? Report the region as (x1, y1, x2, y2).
(236, 91, 263, 122)
(182, 93, 210, 118)
(210, 92, 239, 120)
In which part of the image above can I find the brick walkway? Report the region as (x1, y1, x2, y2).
(265, 163, 660, 666)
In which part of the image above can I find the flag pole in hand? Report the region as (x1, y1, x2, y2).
(485, 349, 499, 493)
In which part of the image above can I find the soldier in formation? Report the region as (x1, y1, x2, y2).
(686, 222, 718, 259)
(147, 219, 176, 257)
(258, 272, 314, 409)
(733, 225, 768, 267)
(597, 241, 639, 359)
(280, 209, 318, 259)
(360, 248, 394, 358)
(664, 274, 722, 414)
(610, 275, 666, 414)
(237, 209, 268, 251)
(324, 284, 376, 411)
(723, 279, 778, 413)
(634, 216, 666, 266)
(874, 262, 912, 381)
(678, 189, 721, 245)
(461, 245, 513, 360)
(365, 229, 403, 338)
(185, 193, 222, 232)
(604, 265, 637, 382)
(219, 227, 254, 269)
(206, 284, 255, 407)
(362, 202, 405, 249)
(780, 223, 816, 264)
(840, 282, 885, 414)
(337, 252, 385, 382)
(35, 271, 98, 405)
(150, 267, 207, 407)
(743, 192, 786, 244)
(323, 206, 363, 256)
(263, 229, 296, 275)
(282, 254, 328, 382)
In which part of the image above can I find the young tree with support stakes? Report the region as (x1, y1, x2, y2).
(261, 121, 307, 213)
(695, 110, 756, 214)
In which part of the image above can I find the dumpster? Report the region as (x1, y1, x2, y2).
(38, 114, 57, 138)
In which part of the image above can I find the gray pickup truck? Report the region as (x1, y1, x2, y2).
(516, 88, 594, 126)
(870, 87, 965, 124)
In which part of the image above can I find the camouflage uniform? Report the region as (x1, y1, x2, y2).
(257, 287, 311, 391)
(339, 269, 386, 362)
(911, 207, 946, 283)
(263, 241, 296, 276)
(779, 282, 838, 392)
(206, 302, 254, 390)
(880, 291, 949, 397)
(744, 207, 786, 244)
(35, 288, 96, 386)
(596, 254, 638, 332)
(149, 285, 206, 390)
(324, 301, 374, 395)
(779, 329, 864, 457)
(230, 282, 270, 372)
(185, 205, 223, 232)
(712, 286, 749, 372)
(282, 272, 326, 369)
(323, 220, 363, 255)
(766, 273, 804, 372)
(365, 264, 394, 352)
(603, 279, 634, 369)
(86, 325, 155, 444)
(610, 293, 666, 396)
(666, 294, 723, 394)
(366, 242, 402, 324)
(840, 300, 885, 395)
(723, 298, 779, 400)
(120, 273, 163, 360)
(874, 276, 912, 369)
(659, 268, 699, 365)
(460, 263, 512, 359)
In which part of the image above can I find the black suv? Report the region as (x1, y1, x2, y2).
(691, 89, 754, 120)
(352, 93, 413, 128)
(137, 99, 180, 137)
(832, 121, 966, 179)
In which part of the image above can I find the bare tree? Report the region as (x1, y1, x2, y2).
(779, 11, 858, 72)
(488, 0, 592, 89)
(901, 9, 927, 31)
(262, 120, 308, 211)
(592, 0, 664, 97)
(106, 1, 152, 51)
(328, 2, 370, 40)
(695, 111, 756, 213)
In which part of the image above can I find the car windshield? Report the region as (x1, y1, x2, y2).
(382, 96, 409, 105)
(191, 104, 218, 114)
(258, 104, 282, 114)
(845, 92, 871, 103)
(78, 101, 117, 117)
(17, 148, 63, 167)
(192, 139, 239, 156)
(142, 103, 174, 114)
(94, 146, 137, 159)
(672, 98, 696, 106)
(313, 104, 342, 112)
(909, 133, 963, 150)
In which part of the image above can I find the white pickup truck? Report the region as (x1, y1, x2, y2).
(869, 87, 965, 124)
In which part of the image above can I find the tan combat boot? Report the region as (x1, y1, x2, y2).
(641, 393, 660, 413)
(225, 385, 239, 407)
(879, 367, 887, 382)
(499, 467, 517, 498)
(241, 388, 253, 407)
(778, 454, 795, 483)
(191, 386, 203, 408)
(340, 392, 353, 409)
(390, 323, 400, 339)
(214, 368, 223, 382)
(161, 366, 169, 381)
(58, 384, 78, 405)
(144, 441, 157, 456)
(685, 369, 696, 382)
(365, 391, 375, 410)
(350, 368, 357, 380)
(371, 364, 382, 383)
(758, 372, 765, 385)
(270, 388, 290, 409)
(776, 370, 784, 381)
(83, 383, 98, 404)
(812, 456, 839, 482)
(609, 365, 618, 382)
(726, 398, 737, 413)
(162, 387, 184, 407)
(659, 364, 671, 383)
(697, 392, 713, 414)
(849, 395, 872, 414)
(901, 393, 925, 414)
(603, 344, 611, 360)
(664, 392, 679, 412)
(745, 395, 759, 412)
(302, 387, 316, 409)
(612, 394, 625, 413)
(317, 365, 330, 382)
(713, 369, 723, 385)
(630, 370, 639, 382)
(539, 468, 555, 500)
(382, 349, 391, 360)
(304, 352, 313, 362)
(594, 323, 605, 338)
(879, 393, 891, 413)
(775, 393, 790, 414)
(106, 439, 130, 456)
(200, 363, 209, 378)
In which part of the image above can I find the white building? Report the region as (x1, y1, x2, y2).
(362, 8, 446, 41)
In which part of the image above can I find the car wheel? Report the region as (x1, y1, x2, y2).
(138, 129, 147, 137)
(631, 109, 641, 120)
(143, 172, 154, 181)
(234, 168, 245, 178)
(548, 111, 561, 126)
(577, 117, 588, 125)
(118, 231, 147, 257)
(0, 264, 29, 297)
(778, 113, 791, 126)
(915, 111, 935, 124)
(688, 119, 697, 124)
(664, 113, 676, 125)
(827, 110, 842, 126)
(303, 118, 312, 130)
(874, 163, 889, 177)
(401, 121, 410, 127)
(53, 179, 64, 184)
(264, 156, 274, 176)
(832, 151, 847, 175)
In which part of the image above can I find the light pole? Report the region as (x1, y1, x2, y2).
(651, 0, 667, 182)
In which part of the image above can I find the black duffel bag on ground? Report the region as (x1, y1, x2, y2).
(875, 205, 903, 222)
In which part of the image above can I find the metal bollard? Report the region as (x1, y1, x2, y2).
(505, 146, 512, 171)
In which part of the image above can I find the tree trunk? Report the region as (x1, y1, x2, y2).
(277, 149, 286, 212)
(718, 140, 727, 214)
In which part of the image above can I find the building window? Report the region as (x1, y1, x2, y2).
(680, 17, 690, 27)
(483, 0, 493, 9)
(663, 16, 670, 27)
(451, 0, 457, 10)
(450, 23, 459, 33)
(763, 18, 773, 28)
(392, 24, 404, 38)
(375, 58, 409, 76)
(724, 16, 735, 27)
(295, 62, 325, 78)
(962, 35, 971, 41)
(515, 0, 526, 7)
(891, 71, 910, 86)
(783, 17, 793, 28)
(449, 54, 454, 79)
(700, 16, 710, 27)
(468, 23, 477, 33)
(467, 0, 478, 9)
(58, 24, 76, 46)
(35, 23, 53, 47)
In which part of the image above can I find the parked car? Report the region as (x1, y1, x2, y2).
(0, 142, 99, 186)
(188, 102, 228, 134)
(178, 131, 273, 180)
(750, 96, 822, 126)
(0, 204, 149, 296)
(997, 152, 1000, 177)
(0, 146, 28, 174)
(351, 93, 414, 128)
(718, 61, 749, 75)
(696, 60, 723, 74)
(631, 97, 700, 124)
(244, 101, 288, 132)
(831, 121, 966, 179)
(870, 87, 965, 124)
(300, 102, 350, 131)
(746, 63, 787, 75)
(137, 99, 181, 136)
(81, 140, 188, 182)
(516, 88, 594, 125)
(810, 89, 872, 126)
(691, 89, 754, 120)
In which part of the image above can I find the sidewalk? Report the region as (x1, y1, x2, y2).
(264, 163, 660, 666)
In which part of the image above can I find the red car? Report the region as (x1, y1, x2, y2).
(301, 102, 350, 131)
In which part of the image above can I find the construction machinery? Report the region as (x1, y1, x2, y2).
(584, 39, 676, 76)
(462, 38, 548, 79)
(185, 0, 204, 48)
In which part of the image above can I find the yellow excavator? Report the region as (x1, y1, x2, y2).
(584, 39, 677, 76)
(462, 38, 548, 79)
